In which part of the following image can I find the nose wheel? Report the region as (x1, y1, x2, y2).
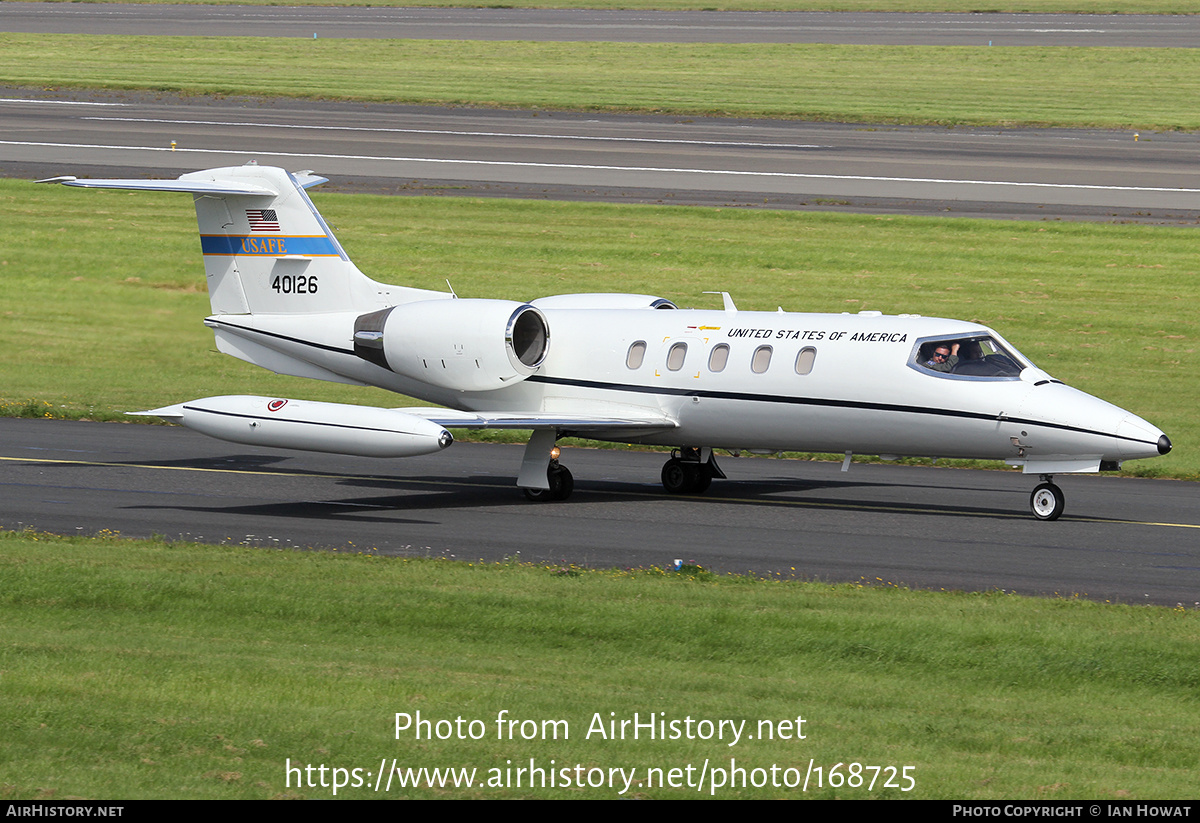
(1030, 481, 1065, 521)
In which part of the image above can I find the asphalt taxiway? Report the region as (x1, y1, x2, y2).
(2, 419, 1196, 607)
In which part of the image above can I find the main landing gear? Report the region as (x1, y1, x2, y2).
(661, 447, 725, 495)
(519, 429, 574, 502)
(522, 460, 574, 502)
(1030, 476, 1065, 521)
(519, 436, 726, 502)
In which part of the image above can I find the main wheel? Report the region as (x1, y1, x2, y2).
(661, 458, 688, 493)
(523, 464, 573, 502)
(1030, 482, 1065, 521)
(551, 465, 574, 501)
(662, 458, 704, 494)
(522, 486, 551, 502)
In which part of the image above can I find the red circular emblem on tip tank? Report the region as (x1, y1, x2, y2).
(267, 399, 288, 412)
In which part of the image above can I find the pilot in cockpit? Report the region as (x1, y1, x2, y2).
(921, 337, 1023, 377)
(924, 342, 960, 373)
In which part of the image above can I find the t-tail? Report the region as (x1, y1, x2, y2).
(41, 162, 445, 315)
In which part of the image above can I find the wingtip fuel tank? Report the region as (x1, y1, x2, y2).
(135, 396, 453, 458)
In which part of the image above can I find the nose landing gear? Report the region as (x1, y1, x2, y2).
(1030, 477, 1065, 521)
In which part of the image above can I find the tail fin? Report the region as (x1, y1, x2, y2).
(45, 163, 443, 315)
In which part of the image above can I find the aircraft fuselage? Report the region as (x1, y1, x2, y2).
(207, 306, 1167, 471)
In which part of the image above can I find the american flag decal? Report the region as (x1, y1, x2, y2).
(246, 209, 280, 231)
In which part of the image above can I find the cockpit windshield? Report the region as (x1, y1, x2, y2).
(912, 333, 1029, 379)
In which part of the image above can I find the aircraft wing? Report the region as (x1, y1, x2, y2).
(401, 407, 677, 434)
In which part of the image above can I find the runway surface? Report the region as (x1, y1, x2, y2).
(2, 419, 1196, 607)
(6, 91, 1200, 221)
(3, 4, 1197, 46)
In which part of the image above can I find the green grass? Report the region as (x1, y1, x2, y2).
(2, 529, 1198, 799)
(2, 180, 1194, 477)
(7, 34, 1200, 129)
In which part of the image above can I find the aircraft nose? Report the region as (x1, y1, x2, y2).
(1116, 413, 1170, 460)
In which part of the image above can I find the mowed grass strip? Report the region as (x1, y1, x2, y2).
(2, 180, 1194, 476)
(2, 530, 1199, 799)
(5, 34, 1200, 129)
(15, 0, 1200, 16)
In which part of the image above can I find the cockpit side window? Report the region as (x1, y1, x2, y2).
(912, 334, 1027, 380)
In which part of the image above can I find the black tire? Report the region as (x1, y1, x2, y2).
(662, 458, 708, 494)
(523, 464, 573, 502)
(551, 466, 574, 501)
(661, 458, 690, 493)
(1030, 482, 1065, 521)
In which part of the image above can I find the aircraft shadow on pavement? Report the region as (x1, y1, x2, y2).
(125, 500, 440, 525)
(115, 453, 310, 472)
(131, 470, 1033, 521)
(35, 451, 1066, 522)
(659, 478, 1029, 520)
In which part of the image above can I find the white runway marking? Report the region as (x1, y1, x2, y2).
(0, 97, 127, 107)
(82, 116, 827, 151)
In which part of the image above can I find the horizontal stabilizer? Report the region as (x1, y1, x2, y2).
(47, 163, 445, 316)
(40, 176, 277, 196)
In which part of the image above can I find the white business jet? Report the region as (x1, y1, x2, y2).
(42, 163, 1171, 521)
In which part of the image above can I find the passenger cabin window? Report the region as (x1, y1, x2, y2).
(795, 347, 817, 375)
(751, 345, 773, 374)
(667, 342, 688, 371)
(708, 344, 729, 373)
(626, 341, 646, 369)
(913, 335, 1027, 379)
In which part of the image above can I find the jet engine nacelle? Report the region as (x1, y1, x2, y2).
(354, 299, 549, 392)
